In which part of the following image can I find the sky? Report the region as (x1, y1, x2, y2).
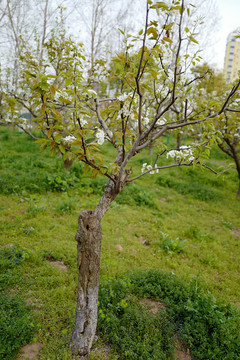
(211, 0, 240, 69)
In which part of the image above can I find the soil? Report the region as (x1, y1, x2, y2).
(115, 244, 124, 251)
(17, 342, 43, 360)
(46, 257, 68, 271)
(231, 229, 240, 237)
(175, 341, 191, 360)
(140, 298, 166, 314)
(140, 299, 191, 360)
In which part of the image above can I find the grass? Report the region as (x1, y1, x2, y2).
(0, 126, 240, 359)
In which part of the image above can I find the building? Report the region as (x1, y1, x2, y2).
(224, 28, 240, 83)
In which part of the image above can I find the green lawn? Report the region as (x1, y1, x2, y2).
(0, 126, 240, 360)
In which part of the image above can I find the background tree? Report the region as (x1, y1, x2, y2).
(73, 0, 136, 70)
(191, 63, 240, 196)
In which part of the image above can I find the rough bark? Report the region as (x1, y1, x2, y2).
(70, 179, 118, 355)
(237, 181, 240, 198)
(70, 209, 102, 356)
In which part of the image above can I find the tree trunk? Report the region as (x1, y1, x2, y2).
(64, 158, 73, 172)
(70, 209, 102, 355)
(70, 179, 118, 355)
(148, 142, 153, 155)
(177, 133, 181, 149)
(237, 181, 240, 198)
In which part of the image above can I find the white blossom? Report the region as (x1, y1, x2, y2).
(87, 89, 97, 97)
(141, 163, 159, 174)
(147, 164, 155, 174)
(141, 163, 148, 173)
(168, 69, 175, 82)
(154, 164, 159, 174)
(96, 129, 105, 145)
(63, 135, 76, 143)
(118, 100, 133, 118)
(158, 117, 167, 126)
(143, 116, 150, 126)
(118, 93, 129, 102)
(80, 118, 88, 127)
(166, 146, 194, 162)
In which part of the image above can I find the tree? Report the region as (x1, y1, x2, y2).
(191, 63, 240, 197)
(73, 0, 135, 70)
(3, 0, 240, 356)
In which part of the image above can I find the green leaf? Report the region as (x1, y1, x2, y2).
(65, 78, 72, 86)
(147, 27, 158, 39)
(151, 2, 169, 10)
(59, 144, 66, 154)
(189, 35, 199, 44)
(58, 97, 72, 104)
(163, 37, 172, 43)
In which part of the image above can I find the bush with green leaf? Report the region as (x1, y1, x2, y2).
(98, 270, 240, 360)
(0, 294, 36, 360)
(0, 244, 31, 270)
(115, 183, 155, 208)
(156, 176, 222, 201)
(153, 232, 187, 254)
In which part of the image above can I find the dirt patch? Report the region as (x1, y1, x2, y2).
(139, 236, 151, 246)
(159, 197, 169, 203)
(77, 344, 111, 360)
(88, 344, 111, 359)
(231, 229, 240, 237)
(115, 244, 123, 251)
(140, 298, 166, 314)
(17, 342, 43, 360)
(46, 257, 68, 271)
(2, 243, 14, 249)
(175, 341, 191, 360)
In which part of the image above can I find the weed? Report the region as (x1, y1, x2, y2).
(98, 270, 240, 360)
(27, 203, 45, 216)
(55, 195, 77, 214)
(98, 278, 175, 360)
(221, 220, 236, 230)
(116, 183, 155, 208)
(45, 173, 76, 192)
(184, 225, 215, 242)
(156, 176, 222, 201)
(0, 293, 36, 360)
(0, 244, 31, 270)
(152, 232, 187, 254)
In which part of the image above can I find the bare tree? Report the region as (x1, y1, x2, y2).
(73, 0, 135, 68)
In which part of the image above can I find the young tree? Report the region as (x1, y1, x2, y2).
(4, 0, 240, 356)
(191, 63, 240, 196)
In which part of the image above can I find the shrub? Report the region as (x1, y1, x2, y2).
(156, 176, 222, 201)
(55, 195, 77, 214)
(98, 279, 175, 360)
(153, 232, 187, 254)
(44, 173, 77, 192)
(0, 294, 35, 360)
(115, 183, 155, 208)
(98, 270, 240, 360)
(0, 244, 31, 270)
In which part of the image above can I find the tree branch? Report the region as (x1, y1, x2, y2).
(94, 98, 115, 145)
